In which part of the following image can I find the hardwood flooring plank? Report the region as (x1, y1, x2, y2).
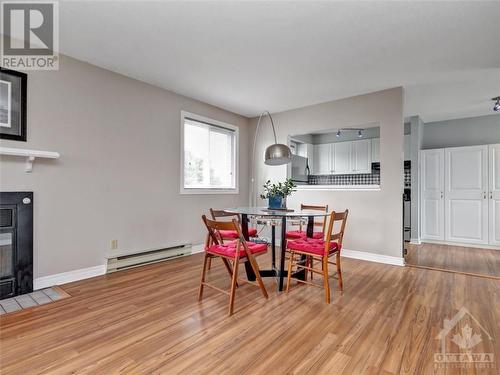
(0, 251, 498, 374)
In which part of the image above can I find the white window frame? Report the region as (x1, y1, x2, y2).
(180, 111, 239, 194)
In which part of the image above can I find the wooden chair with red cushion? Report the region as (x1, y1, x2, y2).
(285, 210, 348, 303)
(199, 215, 268, 316)
(285, 204, 328, 240)
(210, 209, 258, 239)
(207, 208, 258, 271)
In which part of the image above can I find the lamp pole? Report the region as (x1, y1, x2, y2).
(249, 111, 292, 207)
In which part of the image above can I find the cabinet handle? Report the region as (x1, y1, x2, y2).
(483, 192, 487, 199)
(490, 192, 493, 199)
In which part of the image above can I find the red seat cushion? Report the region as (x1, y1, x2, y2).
(219, 228, 257, 239)
(286, 230, 323, 240)
(287, 238, 340, 256)
(206, 241, 267, 258)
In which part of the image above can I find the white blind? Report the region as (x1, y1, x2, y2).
(183, 118, 236, 190)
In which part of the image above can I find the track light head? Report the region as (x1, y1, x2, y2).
(336, 130, 341, 138)
(358, 130, 363, 138)
(493, 97, 500, 112)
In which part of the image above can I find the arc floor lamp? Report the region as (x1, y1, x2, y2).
(250, 111, 292, 206)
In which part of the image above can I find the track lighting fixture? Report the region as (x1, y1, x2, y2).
(493, 97, 500, 112)
(336, 128, 365, 138)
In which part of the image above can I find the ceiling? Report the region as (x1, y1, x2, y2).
(59, 1, 500, 122)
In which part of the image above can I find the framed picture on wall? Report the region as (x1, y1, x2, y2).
(0, 68, 27, 142)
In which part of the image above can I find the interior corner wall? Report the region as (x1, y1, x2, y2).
(409, 115, 424, 241)
(0, 54, 250, 279)
(249, 87, 405, 259)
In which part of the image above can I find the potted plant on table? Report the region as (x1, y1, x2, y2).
(260, 179, 297, 210)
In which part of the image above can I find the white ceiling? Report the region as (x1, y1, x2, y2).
(59, 1, 500, 122)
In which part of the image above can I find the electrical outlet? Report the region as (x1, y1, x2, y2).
(110, 239, 118, 250)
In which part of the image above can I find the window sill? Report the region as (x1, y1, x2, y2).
(180, 188, 240, 195)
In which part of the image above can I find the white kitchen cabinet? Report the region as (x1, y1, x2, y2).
(421, 149, 445, 241)
(351, 139, 372, 173)
(332, 142, 351, 174)
(404, 134, 411, 161)
(313, 143, 331, 175)
(371, 138, 380, 163)
(444, 145, 488, 245)
(489, 144, 500, 246)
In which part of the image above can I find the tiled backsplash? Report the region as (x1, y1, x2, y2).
(309, 168, 411, 186)
(308, 171, 380, 185)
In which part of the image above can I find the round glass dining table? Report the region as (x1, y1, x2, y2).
(224, 207, 331, 291)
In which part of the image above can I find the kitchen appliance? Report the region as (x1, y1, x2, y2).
(403, 188, 411, 242)
(290, 155, 309, 183)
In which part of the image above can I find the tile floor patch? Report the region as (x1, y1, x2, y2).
(0, 287, 69, 315)
(29, 290, 52, 305)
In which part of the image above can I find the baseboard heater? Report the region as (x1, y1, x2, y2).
(106, 243, 192, 273)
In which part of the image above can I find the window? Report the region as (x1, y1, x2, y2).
(181, 111, 238, 194)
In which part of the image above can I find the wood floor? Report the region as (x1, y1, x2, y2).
(1, 251, 499, 374)
(405, 242, 500, 279)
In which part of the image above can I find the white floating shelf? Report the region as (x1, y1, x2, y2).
(0, 147, 60, 172)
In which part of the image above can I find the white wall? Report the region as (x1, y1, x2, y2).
(0, 55, 250, 278)
(250, 87, 405, 259)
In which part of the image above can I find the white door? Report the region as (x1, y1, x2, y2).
(371, 138, 380, 163)
(313, 143, 331, 175)
(421, 149, 445, 240)
(489, 144, 500, 246)
(351, 139, 372, 173)
(333, 141, 351, 174)
(445, 145, 488, 245)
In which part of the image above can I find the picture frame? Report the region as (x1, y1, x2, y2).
(0, 68, 27, 142)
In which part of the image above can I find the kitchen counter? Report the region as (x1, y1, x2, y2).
(295, 184, 381, 191)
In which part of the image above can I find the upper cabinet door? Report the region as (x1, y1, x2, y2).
(371, 138, 380, 163)
(332, 142, 351, 174)
(421, 149, 445, 240)
(489, 144, 500, 246)
(351, 139, 372, 174)
(313, 143, 331, 175)
(444, 145, 488, 245)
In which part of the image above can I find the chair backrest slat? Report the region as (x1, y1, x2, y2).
(210, 209, 241, 222)
(300, 204, 328, 233)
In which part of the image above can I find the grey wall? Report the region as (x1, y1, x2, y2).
(422, 114, 500, 149)
(250, 87, 405, 259)
(0, 55, 250, 278)
(409, 116, 424, 241)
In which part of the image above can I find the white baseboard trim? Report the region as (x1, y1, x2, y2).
(34, 265, 106, 290)
(420, 239, 500, 251)
(190, 243, 205, 254)
(341, 249, 405, 266)
(189, 244, 405, 266)
(410, 238, 421, 245)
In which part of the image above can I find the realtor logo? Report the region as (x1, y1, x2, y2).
(435, 307, 494, 369)
(1, 1, 59, 70)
